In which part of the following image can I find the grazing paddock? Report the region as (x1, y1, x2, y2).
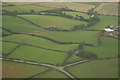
(19, 15, 87, 30)
(2, 42, 18, 54)
(34, 70, 68, 78)
(3, 61, 49, 78)
(35, 2, 95, 12)
(3, 5, 53, 12)
(67, 59, 118, 78)
(94, 3, 118, 16)
(63, 11, 90, 19)
(3, 34, 78, 51)
(2, 15, 44, 32)
(88, 15, 118, 30)
(7, 46, 68, 64)
(34, 31, 98, 45)
(85, 37, 118, 58)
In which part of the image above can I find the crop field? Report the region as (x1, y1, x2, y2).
(3, 61, 49, 78)
(2, 2, 118, 79)
(88, 15, 118, 30)
(19, 15, 87, 30)
(94, 3, 118, 16)
(3, 5, 53, 13)
(67, 59, 118, 78)
(35, 2, 95, 12)
(3, 15, 45, 32)
(63, 11, 90, 19)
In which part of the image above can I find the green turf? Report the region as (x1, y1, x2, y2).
(3, 5, 53, 12)
(63, 11, 90, 19)
(18, 15, 87, 29)
(34, 70, 68, 78)
(2, 15, 44, 32)
(88, 15, 118, 30)
(2, 42, 18, 54)
(84, 37, 118, 58)
(34, 31, 98, 45)
(67, 58, 118, 78)
(3, 34, 78, 51)
(3, 61, 49, 78)
(7, 46, 67, 64)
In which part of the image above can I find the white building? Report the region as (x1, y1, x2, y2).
(104, 28, 114, 32)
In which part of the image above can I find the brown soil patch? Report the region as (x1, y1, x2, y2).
(18, 30, 52, 34)
(2, 64, 30, 78)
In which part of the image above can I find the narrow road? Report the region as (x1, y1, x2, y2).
(66, 59, 89, 67)
(1, 57, 77, 79)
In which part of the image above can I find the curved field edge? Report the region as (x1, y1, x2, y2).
(18, 15, 87, 30)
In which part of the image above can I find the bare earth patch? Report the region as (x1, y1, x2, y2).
(2, 64, 30, 78)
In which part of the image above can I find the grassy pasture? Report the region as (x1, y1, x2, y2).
(7, 46, 67, 64)
(88, 15, 118, 30)
(3, 34, 78, 51)
(94, 3, 118, 16)
(3, 5, 53, 12)
(67, 58, 118, 78)
(34, 31, 98, 45)
(19, 15, 87, 30)
(2, 15, 44, 32)
(2, 42, 18, 54)
(36, 2, 95, 12)
(3, 61, 49, 78)
(34, 70, 67, 78)
(63, 11, 90, 19)
(85, 37, 118, 58)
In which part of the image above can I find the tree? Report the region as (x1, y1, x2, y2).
(30, 10, 35, 13)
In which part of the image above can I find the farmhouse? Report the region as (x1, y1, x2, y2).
(104, 25, 119, 32)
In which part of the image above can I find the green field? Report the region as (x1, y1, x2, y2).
(34, 70, 67, 78)
(34, 31, 98, 45)
(19, 15, 87, 29)
(2, 42, 18, 54)
(3, 15, 44, 32)
(7, 46, 67, 64)
(85, 37, 118, 58)
(63, 11, 90, 19)
(3, 34, 78, 51)
(3, 5, 53, 12)
(2, 2, 118, 78)
(67, 59, 118, 78)
(3, 61, 49, 78)
(88, 15, 118, 30)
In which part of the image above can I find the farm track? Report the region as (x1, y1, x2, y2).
(1, 57, 90, 80)
(1, 40, 65, 53)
